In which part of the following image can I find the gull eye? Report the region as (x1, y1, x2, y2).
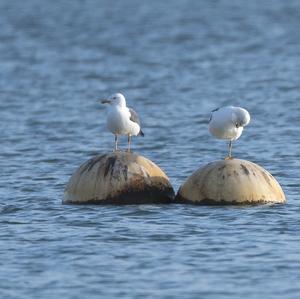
(235, 123, 239, 128)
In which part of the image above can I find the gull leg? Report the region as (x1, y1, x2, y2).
(114, 135, 118, 151)
(127, 134, 131, 152)
(228, 140, 233, 158)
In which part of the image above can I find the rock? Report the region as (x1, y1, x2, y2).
(176, 159, 286, 205)
(64, 152, 174, 204)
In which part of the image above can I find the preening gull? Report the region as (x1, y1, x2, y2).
(101, 93, 144, 152)
(209, 106, 250, 158)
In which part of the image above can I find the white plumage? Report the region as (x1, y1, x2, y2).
(101, 93, 144, 151)
(209, 106, 250, 158)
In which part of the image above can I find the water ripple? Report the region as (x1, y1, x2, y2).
(1, 0, 300, 298)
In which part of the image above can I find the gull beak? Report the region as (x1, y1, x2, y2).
(100, 99, 111, 104)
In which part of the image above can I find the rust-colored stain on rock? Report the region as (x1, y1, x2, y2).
(64, 152, 174, 204)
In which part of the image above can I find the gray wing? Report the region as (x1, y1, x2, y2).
(209, 107, 220, 123)
(129, 108, 141, 125)
(129, 108, 144, 136)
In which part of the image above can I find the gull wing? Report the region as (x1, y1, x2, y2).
(209, 107, 220, 123)
(129, 108, 144, 136)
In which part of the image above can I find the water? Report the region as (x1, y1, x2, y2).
(1, 0, 300, 298)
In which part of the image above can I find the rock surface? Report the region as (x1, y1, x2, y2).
(64, 152, 174, 204)
(176, 159, 286, 205)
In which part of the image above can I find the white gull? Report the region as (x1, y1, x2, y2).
(101, 93, 144, 152)
(209, 106, 250, 158)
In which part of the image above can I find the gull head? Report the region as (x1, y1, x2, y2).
(233, 107, 250, 128)
(101, 93, 126, 107)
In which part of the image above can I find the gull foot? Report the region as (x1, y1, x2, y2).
(225, 156, 234, 160)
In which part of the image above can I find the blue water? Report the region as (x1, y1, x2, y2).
(1, 0, 300, 298)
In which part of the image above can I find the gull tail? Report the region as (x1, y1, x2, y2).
(139, 130, 145, 137)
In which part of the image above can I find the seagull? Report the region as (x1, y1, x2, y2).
(101, 93, 144, 152)
(209, 106, 250, 158)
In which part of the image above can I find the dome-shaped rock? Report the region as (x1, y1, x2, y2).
(176, 159, 286, 205)
(64, 152, 174, 204)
